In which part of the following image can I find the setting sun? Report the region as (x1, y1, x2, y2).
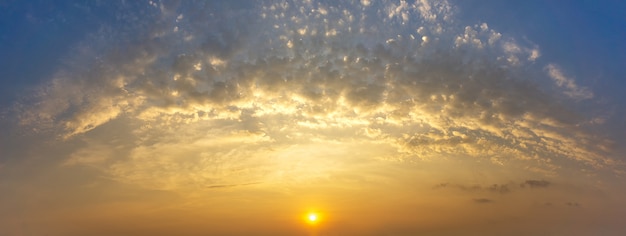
(304, 212, 321, 225)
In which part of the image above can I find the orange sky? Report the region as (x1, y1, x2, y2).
(1, 0, 626, 235)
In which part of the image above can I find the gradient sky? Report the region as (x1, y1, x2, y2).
(1, 1, 625, 235)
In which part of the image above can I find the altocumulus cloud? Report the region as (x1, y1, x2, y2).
(8, 0, 620, 190)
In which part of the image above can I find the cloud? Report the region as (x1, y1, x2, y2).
(474, 198, 494, 204)
(521, 180, 551, 188)
(207, 182, 262, 189)
(487, 184, 511, 194)
(7, 0, 618, 191)
(565, 202, 581, 207)
(546, 64, 594, 100)
(434, 183, 510, 194)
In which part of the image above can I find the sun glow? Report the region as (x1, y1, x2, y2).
(304, 212, 321, 225)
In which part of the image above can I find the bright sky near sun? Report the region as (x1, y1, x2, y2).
(1, 0, 626, 235)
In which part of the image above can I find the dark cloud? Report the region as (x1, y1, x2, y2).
(487, 184, 510, 194)
(434, 183, 510, 194)
(565, 202, 581, 207)
(521, 180, 551, 188)
(433, 183, 449, 189)
(474, 198, 493, 204)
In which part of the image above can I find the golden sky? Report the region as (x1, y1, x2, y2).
(1, 0, 626, 235)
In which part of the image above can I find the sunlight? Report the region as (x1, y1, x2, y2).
(304, 212, 321, 225)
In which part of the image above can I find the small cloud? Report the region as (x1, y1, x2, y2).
(528, 48, 541, 61)
(434, 183, 510, 194)
(474, 198, 493, 204)
(545, 64, 593, 100)
(521, 180, 551, 188)
(207, 182, 261, 189)
(565, 202, 581, 207)
(487, 184, 510, 194)
(433, 182, 449, 189)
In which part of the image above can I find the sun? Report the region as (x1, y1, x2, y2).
(304, 212, 321, 225)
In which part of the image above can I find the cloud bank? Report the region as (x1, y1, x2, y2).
(7, 0, 618, 191)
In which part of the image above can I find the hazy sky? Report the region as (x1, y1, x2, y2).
(1, 1, 625, 235)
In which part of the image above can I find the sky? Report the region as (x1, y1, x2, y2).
(0, 0, 625, 235)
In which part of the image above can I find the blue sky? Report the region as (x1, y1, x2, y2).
(2, 1, 624, 106)
(457, 0, 626, 94)
(1, 1, 625, 235)
(456, 0, 626, 146)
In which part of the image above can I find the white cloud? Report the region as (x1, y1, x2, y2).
(488, 31, 501, 45)
(528, 48, 541, 61)
(455, 25, 483, 48)
(546, 64, 593, 100)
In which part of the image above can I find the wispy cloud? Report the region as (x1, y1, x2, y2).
(521, 180, 551, 188)
(474, 198, 494, 204)
(546, 64, 593, 100)
(434, 183, 511, 194)
(207, 182, 262, 189)
(565, 202, 581, 207)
